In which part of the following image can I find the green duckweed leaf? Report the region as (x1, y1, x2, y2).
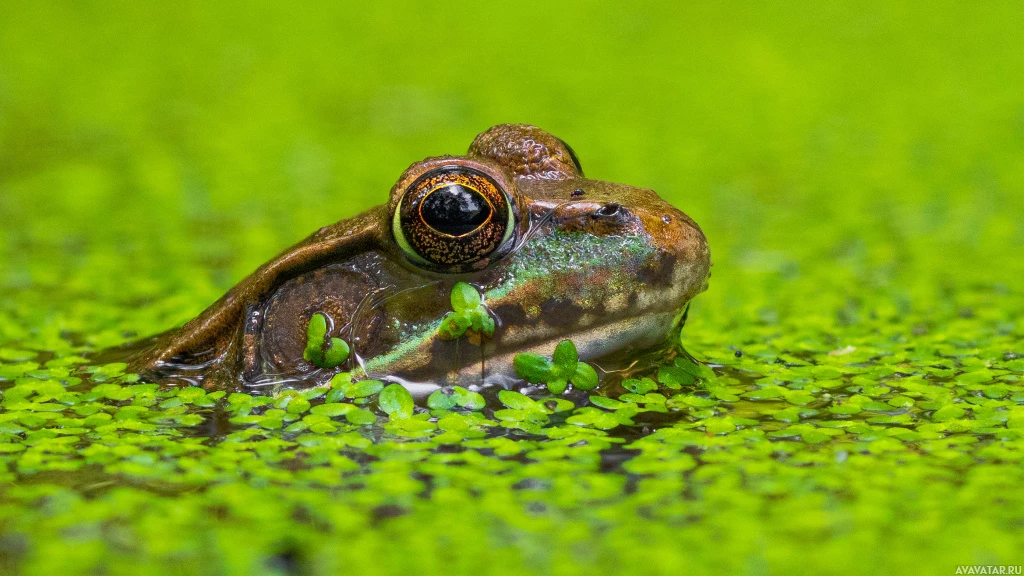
(427, 390, 456, 410)
(571, 362, 599, 391)
(303, 313, 349, 369)
(703, 418, 735, 434)
(345, 409, 377, 425)
(887, 395, 915, 408)
(932, 405, 966, 422)
(829, 403, 862, 415)
(784, 390, 816, 405)
(378, 383, 414, 419)
(566, 408, 622, 430)
(477, 314, 496, 337)
(309, 403, 353, 418)
(742, 386, 785, 400)
(438, 283, 494, 340)
(657, 365, 694, 389)
(498, 390, 538, 411)
(438, 310, 473, 340)
(623, 378, 658, 395)
(451, 386, 485, 410)
(286, 397, 311, 414)
(773, 407, 804, 423)
(546, 379, 568, 395)
(514, 353, 552, 383)
(552, 340, 578, 374)
(514, 340, 597, 394)
(590, 396, 625, 410)
(322, 338, 350, 367)
(450, 282, 481, 312)
(343, 379, 385, 399)
(303, 313, 328, 365)
(675, 356, 715, 381)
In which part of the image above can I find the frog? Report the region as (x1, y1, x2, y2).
(125, 124, 711, 394)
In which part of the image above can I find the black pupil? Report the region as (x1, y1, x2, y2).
(421, 184, 492, 235)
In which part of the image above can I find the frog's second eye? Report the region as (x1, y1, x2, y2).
(393, 166, 515, 272)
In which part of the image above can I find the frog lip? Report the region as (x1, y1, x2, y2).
(489, 308, 682, 369)
(356, 313, 681, 395)
(489, 295, 686, 352)
(367, 309, 683, 397)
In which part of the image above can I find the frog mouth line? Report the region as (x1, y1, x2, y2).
(364, 310, 682, 396)
(354, 304, 683, 393)
(413, 310, 679, 394)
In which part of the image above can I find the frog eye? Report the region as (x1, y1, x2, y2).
(392, 166, 515, 271)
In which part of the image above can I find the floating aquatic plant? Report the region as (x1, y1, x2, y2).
(303, 313, 350, 369)
(437, 282, 495, 340)
(513, 339, 600, 394)
(2, 3, 1024, 573)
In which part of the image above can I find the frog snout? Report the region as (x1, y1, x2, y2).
(666, 208, 708, 260)
(637, 201, 712, 297)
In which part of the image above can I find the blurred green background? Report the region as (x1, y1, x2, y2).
(1, 2, 1024, 574)
(3, 0, 1022, 346)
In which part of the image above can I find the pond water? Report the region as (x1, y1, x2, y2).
(2, 2, 1024, 574)
(0, 296, 1021, 575)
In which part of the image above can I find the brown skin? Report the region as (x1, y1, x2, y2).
(126, 125, 711, 392)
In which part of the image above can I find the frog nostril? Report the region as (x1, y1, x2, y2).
(594, 203, 621, 217)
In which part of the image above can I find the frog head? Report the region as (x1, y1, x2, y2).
(367, 124, 711, 387)
(127, 124, 711, 393)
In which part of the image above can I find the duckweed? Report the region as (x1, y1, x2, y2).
(514, 340, 599, 394)
(3, 2, 1024, 575)
(1, 320, 1022, 574)
(303, 313, 350, 369)
(438, 282, 496, 341)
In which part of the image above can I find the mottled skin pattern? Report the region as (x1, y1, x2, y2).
(126, 125, 711, 393)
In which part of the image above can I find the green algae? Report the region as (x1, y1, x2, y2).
(2, 1, 1024, 575)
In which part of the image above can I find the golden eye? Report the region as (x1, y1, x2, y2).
(392, 166, 515, 272)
